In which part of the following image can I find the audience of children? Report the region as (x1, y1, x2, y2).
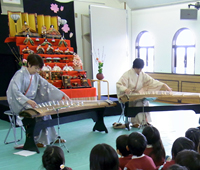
(40, 125, 200, 170)
(175, 149, 200, 170)
(142, 126, 166, 166)
(42, 146, 72, 170)
(124, 132, 156, 170)
(185, 127, 200, 152)
(90, 143, 120, 170)
(116, 134, 132, 169)
(160, 137, 195, 170)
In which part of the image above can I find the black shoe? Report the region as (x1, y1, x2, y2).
(125, 123, 130, 130)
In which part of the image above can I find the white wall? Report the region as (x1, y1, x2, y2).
(73, 0, 125, 61)
(57, 0, 126, 79)
(90, 5, 130, 95)
(131, 3, 200, 74)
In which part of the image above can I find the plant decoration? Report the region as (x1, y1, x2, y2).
(18, 59, 27, 67)
(23, 35, 34, 46)
(93, 47, 106, 74)
(73, 54, 83, 68)
(96, 58, 103, 74)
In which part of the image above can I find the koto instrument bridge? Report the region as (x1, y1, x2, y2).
(119, 91, 200, 103)
(20, 99, 116, 118)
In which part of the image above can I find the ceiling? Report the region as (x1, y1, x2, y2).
(118, 0, 197, 10)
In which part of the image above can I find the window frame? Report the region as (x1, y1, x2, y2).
(135, 30, 154, 72)
(172, 28, 195, 74)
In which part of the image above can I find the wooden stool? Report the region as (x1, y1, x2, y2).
(91, 79, 109, 100)
(4, 110, 24, 145)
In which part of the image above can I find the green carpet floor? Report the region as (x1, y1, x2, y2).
(0, 104, 199, 170)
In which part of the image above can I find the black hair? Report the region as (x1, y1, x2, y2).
(116, 134, 130, 157)
(166, 164, 188, 170)
(90, 143, 119, 170)
(142, 126, 166, 162)
(171, 137, 195, 159)
(132, 58, 144, 69)
(42, 146, 68, 170)
(185, 128, 200, 151)
(27, 53, 44, 68)
(175, 150, 200, 170)
(128, 132, 147, 156)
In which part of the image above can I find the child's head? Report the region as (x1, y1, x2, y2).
(90, 143, 119, 170)
(142, 125, 161, 145)
(116, 134, 130, 157)
(142, 125, 165, 161)
(166, 164, 188, 170)
(185, 128, 200, 151)
(171, 137, 195, 160)
(175, 150, 200, 170)
(27, 53, 44, 69)
(127, 132, 147, 156)
(42, 146, 66, 170)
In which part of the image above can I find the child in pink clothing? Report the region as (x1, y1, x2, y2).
(124, 132, 156, 170)
(116, 135, 132, 169)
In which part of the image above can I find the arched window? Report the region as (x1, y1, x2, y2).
(135, 31, 154, 72)
(172, 28, 195, 74)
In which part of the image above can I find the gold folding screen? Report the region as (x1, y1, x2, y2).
(8, 11, 58, 37)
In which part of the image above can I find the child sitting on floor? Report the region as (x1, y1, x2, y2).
(160, 137, 195, 170)
(175, 149, 200, 170)
(142, 125, 166, 166)
(185, 127, 200, 152)
(116, 134, 132, 169)
(42, 146, 72, 170)
(124, 132, 156, 170)
(90, 143, 120, 170)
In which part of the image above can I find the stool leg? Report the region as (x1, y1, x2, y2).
(4, 114, 25, 145)
(4, 125, 12, 144)
(4, 115, 17, 144)
(12, 116, 18, 145)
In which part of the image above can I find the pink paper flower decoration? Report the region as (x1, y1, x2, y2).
(23, 59, 27, 64)
(73, 54, 83, 67)
(60, 6, 64, 11)
(62, 24, 70, 33)
(50, 3, 59, 13)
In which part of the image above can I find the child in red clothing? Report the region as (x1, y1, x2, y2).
(161, 137, 195, 170)
(142, 126, 166, 166)
(116, 135, 132, 169)
(90, 143, 120, 170)
(124, 132, 156, 170)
